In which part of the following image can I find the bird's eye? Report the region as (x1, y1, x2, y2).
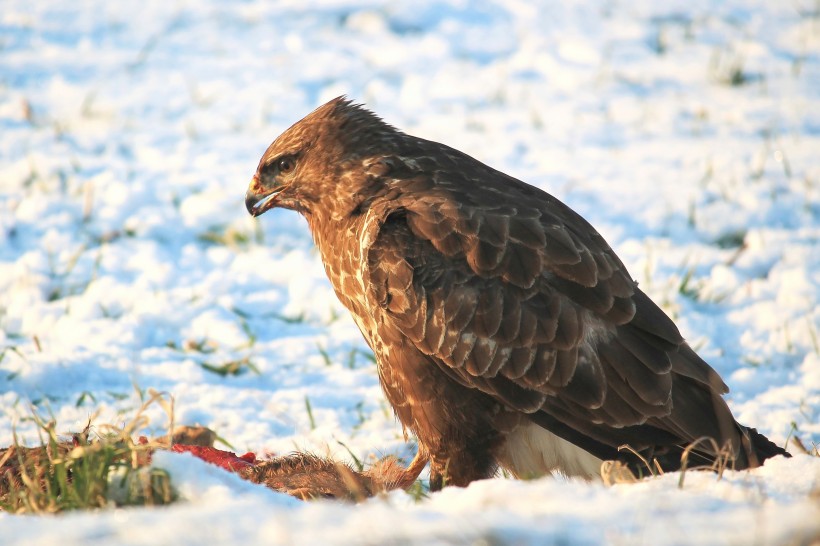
(278, 157, 295, 174)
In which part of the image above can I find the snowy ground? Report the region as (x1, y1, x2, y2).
(1, 0, 819, 544)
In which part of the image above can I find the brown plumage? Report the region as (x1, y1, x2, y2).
(245, 97, 789, 490)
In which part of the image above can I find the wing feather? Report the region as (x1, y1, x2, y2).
(363, 165, 744, 467)
(365, 198, 637, 420)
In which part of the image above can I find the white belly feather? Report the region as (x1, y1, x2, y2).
(497, 421, 603, 480)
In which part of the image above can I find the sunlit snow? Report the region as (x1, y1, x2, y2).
(1, 1, 819, 544)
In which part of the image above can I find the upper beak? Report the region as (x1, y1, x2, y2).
(245, 174, 282, 217)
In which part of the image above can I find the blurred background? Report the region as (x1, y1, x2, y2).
(0, 0, 818, 460)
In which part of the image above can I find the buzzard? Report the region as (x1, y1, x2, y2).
(245, 97, 788, 490)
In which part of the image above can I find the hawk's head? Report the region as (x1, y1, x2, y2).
(245, 97, 399, 220)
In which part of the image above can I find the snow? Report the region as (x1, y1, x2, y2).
(1, 0, 819, 544)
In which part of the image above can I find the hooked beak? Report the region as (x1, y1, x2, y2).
(245, 174, 282, 217)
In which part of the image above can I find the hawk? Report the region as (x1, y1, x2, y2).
(245, 97, 788, 490)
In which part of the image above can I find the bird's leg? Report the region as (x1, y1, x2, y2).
(366, 449, 429, 491)
(428, 458, 450, 492)
(428, 447, 498, 491)
(402, 449, 431, 486)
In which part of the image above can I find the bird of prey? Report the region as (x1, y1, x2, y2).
(245, 97, 788, 490)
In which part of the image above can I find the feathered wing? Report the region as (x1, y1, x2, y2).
(364, 158, 756, 471)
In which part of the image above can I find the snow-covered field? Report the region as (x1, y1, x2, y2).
(2, 0, 819, 544)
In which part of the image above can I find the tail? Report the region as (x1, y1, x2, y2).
(738, 426, 791, 469)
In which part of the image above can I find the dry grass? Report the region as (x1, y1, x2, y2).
(677, 437, 736, 488)
(601, 439, 742, 488)
(0, 390, 177, 514)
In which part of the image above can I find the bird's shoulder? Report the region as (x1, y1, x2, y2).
(360, 150, 637, 323)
